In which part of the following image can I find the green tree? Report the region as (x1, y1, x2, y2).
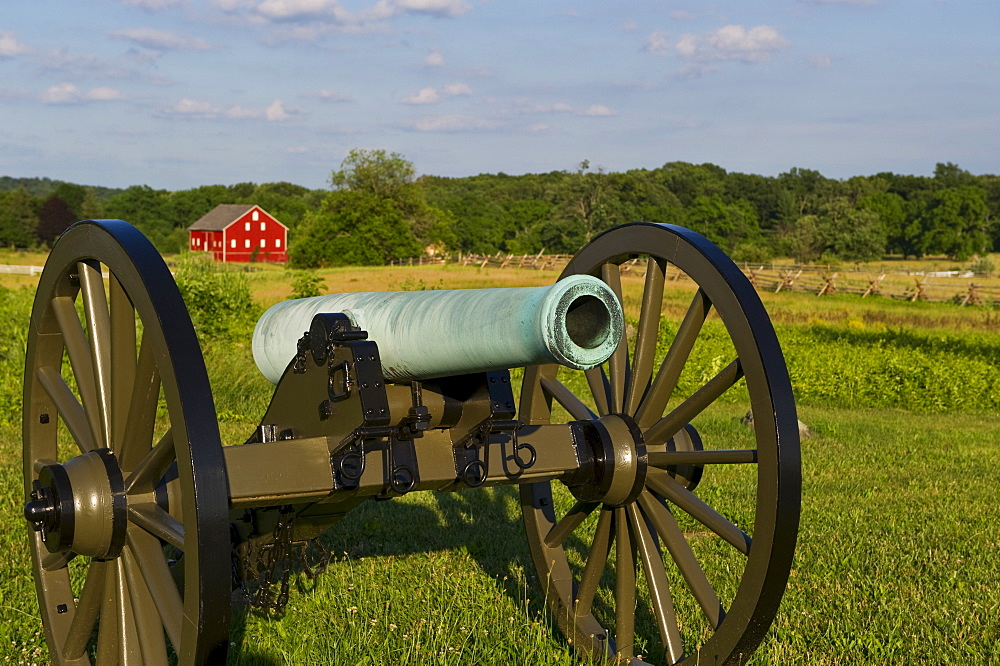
(103, 186, 175, 252)
(859, 192, 907, 254)
(332, 149, 416, 198)
(0, 188, 39, 248)
(79, 187, 103, 220)
(36, 196, 77, 245)
(916, 186, 990, 259)
(50, 182, 87, 218)
(289, 190, 422, 267)
(684, 195, 761, 254)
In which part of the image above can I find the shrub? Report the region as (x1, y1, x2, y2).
(172, 253, 260, 340)
(290, 272, 327, 299)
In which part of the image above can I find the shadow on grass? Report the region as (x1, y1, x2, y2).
(319, 486, 539, 604)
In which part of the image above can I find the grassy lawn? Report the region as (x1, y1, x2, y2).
(1, 259, 998, 663)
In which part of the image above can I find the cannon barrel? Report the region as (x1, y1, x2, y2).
(252, 274, 623, 383)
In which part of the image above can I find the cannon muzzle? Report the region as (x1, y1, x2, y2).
(252, 275, 623, 383)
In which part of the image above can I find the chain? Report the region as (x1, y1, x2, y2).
(232, 507, 333, 612)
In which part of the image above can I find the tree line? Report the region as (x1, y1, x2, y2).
(2, 154, 998, 266)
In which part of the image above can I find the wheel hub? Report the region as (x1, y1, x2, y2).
(568, 414, 647, 507)
(24, 449, 127, 559)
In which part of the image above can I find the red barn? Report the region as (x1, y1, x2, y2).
(187, 204, 288, 263)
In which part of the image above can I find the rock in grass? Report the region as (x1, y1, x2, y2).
(741, 410, 812, 439)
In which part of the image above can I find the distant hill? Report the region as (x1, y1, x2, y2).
(0, 176, 124, 201)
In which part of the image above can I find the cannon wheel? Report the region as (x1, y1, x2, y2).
(22, 220, 230, 664)
(520, 223, 800, 665)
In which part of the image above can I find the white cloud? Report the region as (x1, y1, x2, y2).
(0, 31, 30, 57)
(42, 83, 82, 104)
(121, 0, 186, 9)
(172, 98, 220, 116)
(218, 0, 472, 41)
(383, 0, 471, 17)
(808, 52, 832, 68)
(805, 0, 876, 5)
(110, 28, 213, 50)
(514, 99, 573, 114)
(675, 33, 697, 58)
(257, 0, 339, 20)
(676, 25, 789, 64)
(88, 86, 125, 100)
(442, 82, 472, 96)
(425, 49, 444, 66)
(644, 30, 670, 55)
(410, 114, 500, 132)
(582, 104, 616, 117)
(402, 87, 440, 104)
(42, 83, 125, 104)
(168, 97, 302, 120)
(620, 20, 637, 31)
(265, 99, 291, 120)
(304, 88, 353, 102)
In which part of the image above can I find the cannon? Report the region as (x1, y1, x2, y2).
(21, 219, 800, 665)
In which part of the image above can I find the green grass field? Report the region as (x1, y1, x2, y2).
(1, 261, 999, 664)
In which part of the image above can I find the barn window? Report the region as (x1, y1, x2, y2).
(276, 238, 282, 248)
(261, 239, 266, 248)
(260, 222, 266, 231)
(231, 239, 236, 249)
(245, 239, 250, 249)
(245, 222, 250, 231)
(252, 210, 260, 222)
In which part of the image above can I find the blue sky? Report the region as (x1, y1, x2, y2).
(2, 0, 998, 190)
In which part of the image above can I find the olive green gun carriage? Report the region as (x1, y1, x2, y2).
(21, 219, 801, 665)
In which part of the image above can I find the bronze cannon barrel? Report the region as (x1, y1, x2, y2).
(252, 274, 624, 383)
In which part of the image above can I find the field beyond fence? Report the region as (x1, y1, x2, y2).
(390, 252, 1000, 307)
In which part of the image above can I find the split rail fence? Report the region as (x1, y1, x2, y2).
(386, 255, 1000, 307)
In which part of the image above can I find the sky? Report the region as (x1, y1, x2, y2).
(1, 0, 998, 191)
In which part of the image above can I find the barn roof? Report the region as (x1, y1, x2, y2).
(188, 204, 258, 231)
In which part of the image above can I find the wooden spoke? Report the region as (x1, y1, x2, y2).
(40, 549, 75, 571)
(118, 333, 160, 471)
(574, 507, 614, 617)
(110, 273, 137, 453)
(644, 359, 743, 447)
(639, 491, 724, 628)
(601, 263, 628, 413)
(79, 260, 113, 450)
(96, 564, 120, 662)
(544, 501, 599, 548)
(648, 449, 758, 468)
(624, 257, 666, 416)
(37, 366, 96, 454)
(584, 367, 610, 416)
(541, 375, 597, 421)
(122, 545, 168, 663)
(613, 506, 636, 659)
(125, 428, 174, 495)
(646, 473, 751, 555)
(128, 530, 182, 648)
(52, 295, 103, 449)
(62, 559, 108, 659)
(627, 502, 684, 661)
(114, 557, 144, 663)
(128, 503, 185, 551)
(635, 289, 712, 429)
